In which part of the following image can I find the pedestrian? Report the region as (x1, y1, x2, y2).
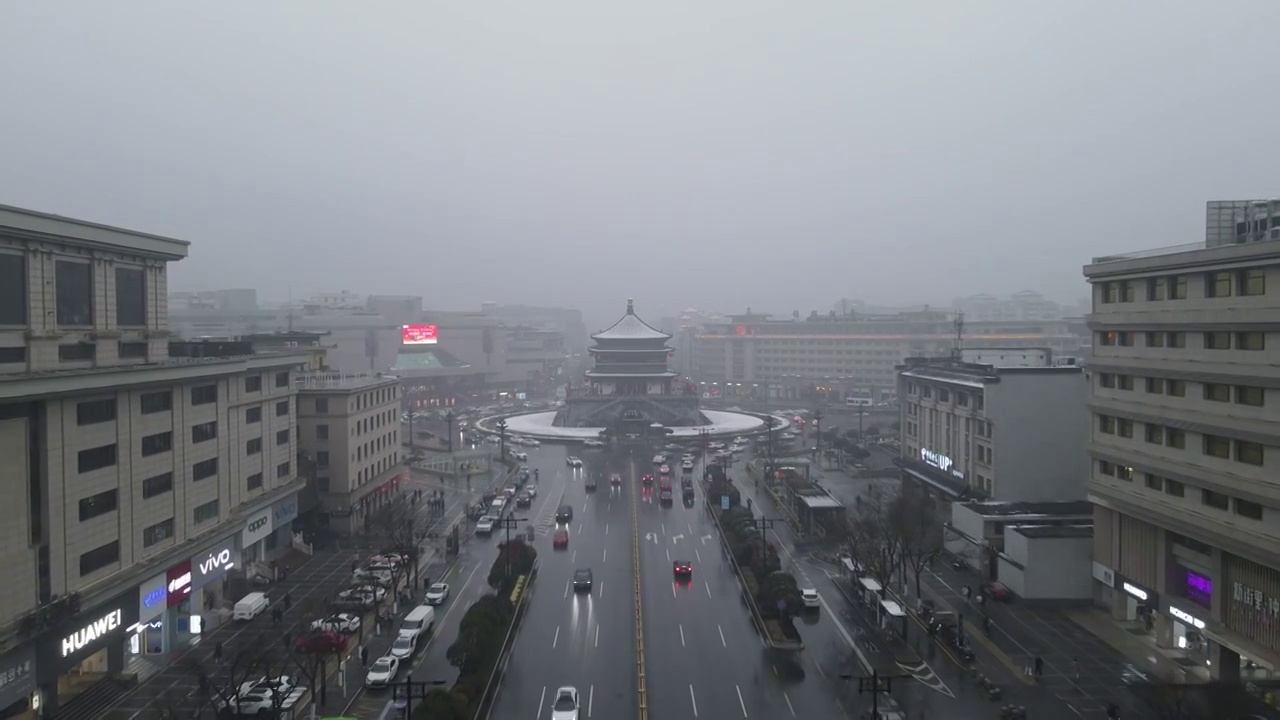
(360, 644, 368, 668)
(281, 564, 289, 581)
(284, 591, 292, 611)
(283, 631, 292, 648)
(423, 575, 431, 591)
(213, 642, 223, 663)
(1034, 656, 1043, 677)
(1071, 658, 1080, 682)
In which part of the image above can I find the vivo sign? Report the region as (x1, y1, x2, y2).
(191, 541, 237, 590)
(61, 609, 123, 658)
(200, 549, 233, 575)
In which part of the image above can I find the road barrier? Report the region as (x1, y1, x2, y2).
(631, 462, 649, 720)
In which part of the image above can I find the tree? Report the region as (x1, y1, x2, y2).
(183, 637, 272, 718)
(846, 486, 901, 588)
(414, 687, 467, 720)
(889, 484, 944, 598)
(367, 501, 431, 590)
(282, 598, 342, 713)
(447, 595, 512, 677)
(488, 538, 536, 592)
(758, 570, 804, 618)
(864, 424, 881, 437)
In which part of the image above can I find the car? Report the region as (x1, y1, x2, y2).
(682, 460, 694, 471)
(338, 585, 387, 604)
(365, 655, 400, 688)
(237, 675, 297, 697)
(368, 553, 407, 567)
(642, 473, 654, 486)
(221, 690, 299, 715)
(551, 686, 580, 720)
(389, 631, 418, 660)
(512, 451, 529, 461)
(566, 456, 583, 467)
(680, 477, 693, 489)
(310, 613, 361, 634)
(674, 560, 692, 579)
(294, 630, 347, 654)
(351, 569, 393, 587)
(476, 516, 497, 534)
(553, 529, 569, 549)
(583, 439, 604, 448)
(526, 439, 541, 448)
(610, 473, 622, 487)
(659, 464, 671, 475)
(682, 488, 696, 506)
(515, 493, 532, 508)
(801, 588, 821, 609)
(556, 504, 573, 523)
(584, 476, 597, 492)
(573, 568, 593, 592)
(652, 454, 665, 464)
(425, 583, 450, 605)
(659, 489, 673, 506)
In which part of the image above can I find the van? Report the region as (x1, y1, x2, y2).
(490, 498, 507, 516)
(401, 605, 436, 635)
(233, 592, 269, 621)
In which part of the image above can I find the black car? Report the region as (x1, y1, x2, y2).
(659, 489, 673, 506)
(682, 487, 696, 506)
(573, 568, 593, 592)
(515, 492, 532, 508)
(556, 504, 573, 523)
(585, 476, 597, 492)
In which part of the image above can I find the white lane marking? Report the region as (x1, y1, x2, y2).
(662, 523, 666, 535)
(552, 626, 560, 649)
(736, 684, 748, 717)
(605, 522, 609, 535)
(572, 550, 577, 563)
(689, 684, 699, 717)
(564, 579, 571, 599)
(695, 548, 702, 563)
(671, 583, 677, 599)
(688, 522, 693, 534)
(813, 659, 826, 678)
(718, 624, 726, 647)
(603, 548, 607, 564)
(665, 548, 671, 562)
(599, 580, 604, 599)
(594, 624, 599, 648)
(815, 589, 872, 672)
(679, 624, 686, 647)
(537, 686, 546, 720)
(783, 691, 796, 717)
(588, 685, 594, 718)
(705, 580, 712, 598)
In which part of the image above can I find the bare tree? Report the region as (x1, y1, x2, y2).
(890, 483, 944, 598)
(281, 598, 345, 715)
(846, 486, 902, 588)
(367, 500, 431, 592)
(183, 639, 267, 718)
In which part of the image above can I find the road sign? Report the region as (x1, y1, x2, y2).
(720, 495, 730, 511)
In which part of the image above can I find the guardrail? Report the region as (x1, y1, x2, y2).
(473, 560, 539, 720)
(632, 468, 649, 720)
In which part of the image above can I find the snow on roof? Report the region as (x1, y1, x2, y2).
(592, 299, 671, 341)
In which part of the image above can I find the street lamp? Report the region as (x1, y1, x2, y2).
(765, 416, 779, 480)
(445, 410, 457, 454)
(392, 678, 449, 718)
(812, 409, 823, 464)
(496, 418, 509, 461)
(495, 516, 527, 577)
(838, 671, 908, 720)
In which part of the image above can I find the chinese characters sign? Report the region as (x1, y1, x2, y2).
(1233, 581, 1280, 618)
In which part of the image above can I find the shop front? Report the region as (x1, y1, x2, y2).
(1221, 553, 1280, 680)
(127, 557, 201, 662)
(36, 591, 138, 716)
(240, 494, 301, 568)
(1112, 571, 1158, 629)
(0, 644, 37, 720)
(240, 506, 274, 566)
(191, 536, 238, 632)
(1161, 599, 1213, 669)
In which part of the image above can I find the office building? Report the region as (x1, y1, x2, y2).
(1085, 224, 1280, 680)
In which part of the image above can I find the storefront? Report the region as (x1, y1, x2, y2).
(127, 556, 202, 661)
(1162, 598, 1213, 667)
(36, 591, 138, 716)
(191, 536, 239, 633)
(240, 494, 300, 568)
(1112, 571, 1158, 627)
(0, 645, 37, 720)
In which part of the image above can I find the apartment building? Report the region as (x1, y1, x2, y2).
(1085, 228, 1280, 681)
(295, 374, 403, 535)
(0, 205, 307, 718)
(692, 310, 1086, 401)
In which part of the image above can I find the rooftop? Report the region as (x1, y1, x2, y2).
(957, 500, 1094, 518)
(592, 299, 671, 342)
(1013, 525, 1093, 539)
(0, 202, 190, 260)
(295, 373, 400, 392)
(390, 349, 469, 371)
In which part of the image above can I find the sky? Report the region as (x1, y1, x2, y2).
(2, 1, 1278, 330)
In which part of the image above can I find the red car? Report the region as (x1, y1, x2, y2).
(673, 560, 693, 580)
(294, 630, 347, 654)
(553, 529, 569, 549)
(659, 464, 671, 475)
(642, 474, 654, 486)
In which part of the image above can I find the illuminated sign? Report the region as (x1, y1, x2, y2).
(1168, 605, 1205, 630)
(401, 324, 439, 345)
(1122, 582, 1149, 602)
(61, 609, 123, 658)
(199, 549, 233, 576)
(166, 560, 192, 607)
(143, 588, 165, 608)
(191, 540, 237, 590)
(921, 448, 965, 480)
(1233, 581, 1280, 617)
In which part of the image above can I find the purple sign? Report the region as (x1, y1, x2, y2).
(1184, 569, 1213, 607)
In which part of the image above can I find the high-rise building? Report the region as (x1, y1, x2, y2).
(0, 204, 308, 716)
(1085, 228, 1280, 681)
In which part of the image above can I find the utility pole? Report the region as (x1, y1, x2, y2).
(812, 409, 823, 466)
(391, 678, 448, 719)
(765, 416, 778, 479)
(445, 409, 457, 453)
(495, 516, 526, 577)
(408, 411, 416, 451)
(839, 670, 910, 719)
(496, 418, 509, 462)
(751, 518, 778, 567)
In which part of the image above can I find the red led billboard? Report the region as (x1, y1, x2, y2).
(401, 324, 439, 345)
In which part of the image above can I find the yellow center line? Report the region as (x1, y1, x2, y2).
(631, 457, 649, 720)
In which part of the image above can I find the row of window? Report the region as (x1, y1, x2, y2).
(79, 459, 287, 526)
(80, 499, 226, 575)
(1097, 373, 1267, 407)
(905, 382, 987, 411)
(1098, 269, 1266, 304)
(244, 371, 291, 393)
(1097, 330, 1266, 351)
(1097, 461, 1266, 521)
(76, 390, 292, 427)
(1096, 415, 1267, 466)
(0, 255, 149, 328)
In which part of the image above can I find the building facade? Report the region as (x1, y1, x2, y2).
(0, 205, 306, 718)
(295, 374, 404, 535)
(1085, 232, 1280, 681)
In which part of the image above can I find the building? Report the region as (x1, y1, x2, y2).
(490, 326, 566, 396)
(951, 291, 1065, 322)
(241, 330, 334, 371)
(0, 204, 307, 718)
(556, 300, 702, 433)
(479, 302, 587, 355)
(692, 310, 1087, 402)
(1205, 199, 1280, 248)
(944, 501, 1094, 599)
(295, 374, 403, 535)
(1085, 226, 1280, 681)
(896, 353, 1088, 503)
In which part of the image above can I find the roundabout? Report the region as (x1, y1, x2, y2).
(475, 409, 790, 443)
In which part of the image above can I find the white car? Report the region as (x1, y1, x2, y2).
(222, 687, 305, 714)
(681, 460, 694, 471)
(512, 451, 529, 461)
(652, 454, 665, 464)
(369, 553, 407, 566)
(476, 516, 497, 534)
(551, 686, 580, 720)
(365, 655, 400, 688)
(237, 675, 297, 697)
(566, 456, 583, 467)
(801, 588, 821, 609)
(310, 613, 361, 634)
(582, 439, 604, 448)
(425, 583, 450, 605)
(389, 631, 418, 660)
(339, 585, 387, 602)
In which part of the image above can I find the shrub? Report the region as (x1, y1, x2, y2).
(758, 571, 803, 618)
(447, 595, 512, 676)
(413, 687, 465, 720)
(488, 539, 537, 593)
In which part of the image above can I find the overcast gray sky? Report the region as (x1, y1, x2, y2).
(2, 1, 1277, 327)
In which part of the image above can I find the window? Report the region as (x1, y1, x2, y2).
(55, 260, 93, 325)
(119, 341, 147, 359)
(938, 389, 950, 402)
(1144, 474, 1162, 490)
(1202, 489, 1230, 511)
(79, 541, 119, 576)
(1118, 375, 1134, 391)
(1167, 332, 1186, 348)
(142, 472, 173, 498)
(277, 462, 291, 478)
(1165, 479, 1185, 497)
(191, 421, 218, 444)
(78, 489, 118, 521)
(1238, 269, 1266, 297)
(1167, 380, 1186, 397)
(193, 499, 219, 525)
(1204, 332, 1232, 350)
(1237, 332, 1265, 351)
(1236, 441, 1264, 466)
(76, 398, 117, 426)
(0, 347, 25, 363)
(141, 390, 172, 414)
(141, 431, 173, 457)
(316, 451, 330, 467)
(276, 429, 289, 445)
(1145, 378, 1164, 394)
(1098, 460, 1115, 476)
(247, 472, 264, 491)
(1167, 429, 1186, 449)
(243, 407, 261, 426)
(1235, 499, 1264, 520)
(1203, 435, 1231, 459)
(1118, 332, 1134, 347)
(316, 424, 329, 440)
(193, 457, 218, 481)
(276, 400, 290, 417)
(245, 375, 262, 393)
(191, 384, 217, 405)
(1120, 281, 1137, 302)
(246, 438, 262, 455)
(115, 267, 146, 326)
(59, 343, 95, 361)
(1206, 270, 1233, 298)
(78, 444, 117, 473)
(1099, 415, 1116, 434)
(1117, 465, 1134, 481)
(275, 371, 290, 388)
(1145, 424, 1164, 444)
(1170, 274, 1188, 299)
(1204, 383, 1231, 402)
(1147, 276, 1166, 301)
(1098, 332, 1117, 347)
(1117, 419, 1134, 438)
(1236, 386, 1265, 407)
(1099, 373, 1116, 389)
(315, 398, 329, 414)
(1146, 332, 1165, 348)
(143, 518, 174, 548)
(0, 254, 25, 325)
(1101, 282, 1118, 303)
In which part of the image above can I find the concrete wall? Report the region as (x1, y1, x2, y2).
(1002, 528, 1093, 600)
(988, 371, 1089, 502)
(0, 415, 38, 628)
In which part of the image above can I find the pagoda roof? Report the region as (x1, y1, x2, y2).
(592, 299, 671, 341)
(586, 370, 679, 378)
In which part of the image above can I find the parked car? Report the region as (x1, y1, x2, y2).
(365, 656, 400, 688)
(476, 516, 497, 534)
(310, 613, 361, 634)
(237, 675, 297, 697)
(425, 583, 450, 605)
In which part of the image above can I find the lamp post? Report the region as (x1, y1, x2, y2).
(838, 671, 910, 720)
(752, 518, 778, 567)
(445, 410, 457, 453)
(495, 516, 527, 577)
(392, 678, 449, 719)
(812, 409, 823, 465)
(765, 416, 778, 480)
(496, 418, 509, 462)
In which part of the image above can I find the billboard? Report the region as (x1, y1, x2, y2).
(402, 324, 439, 345)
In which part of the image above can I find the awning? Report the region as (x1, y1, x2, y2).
(799, 494, 843, 510)
(859, 577, 883, 592)
(880, 599, 905, 617)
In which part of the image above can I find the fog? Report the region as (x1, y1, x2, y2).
(1, 1, 1277, 326)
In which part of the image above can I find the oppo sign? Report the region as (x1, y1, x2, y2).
(241, 510, 273, 547)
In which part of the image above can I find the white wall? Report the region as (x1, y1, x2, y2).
(1003, 527, 1093, 600)
(988, 370, 1089, 502)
